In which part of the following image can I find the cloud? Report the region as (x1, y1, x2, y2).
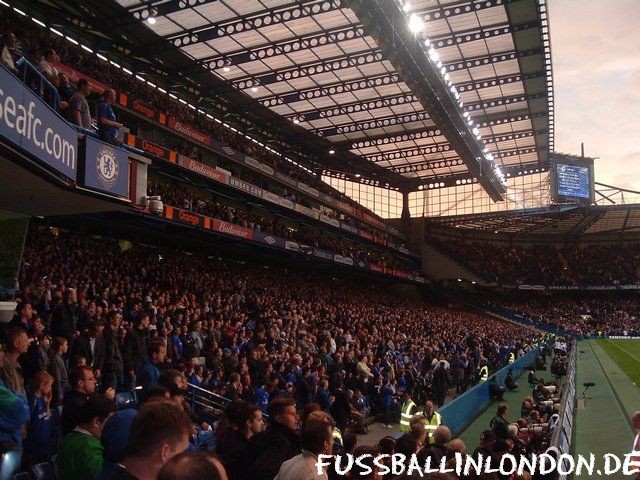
(550, 0, 640, 190)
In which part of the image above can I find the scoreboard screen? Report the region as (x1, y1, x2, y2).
(550, 155, 595, 205)
(556, 164, 590, 199)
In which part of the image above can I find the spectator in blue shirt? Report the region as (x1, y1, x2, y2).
(137, 340, 167, 394)
(171, 326, 183, 360)
(98, 88, 122, 145)
(255, 380, 276, 414)
(315, 379, 334, 412)
(379, 379, 396, 428)
(24, 371, 54, 463)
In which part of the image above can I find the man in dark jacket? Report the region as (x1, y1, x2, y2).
(102, 312, 124, 392)
(69, 323, 106, 376)
(329, 386, 350, 433)
(244, 397, 299, 480)
(51, 288, 78, 344)
(62, 365, 115, 436)
(224, 404, 265, 480)
(122, 312, 149, 391)
(490, 403, 510, 439)
(432, 361, 450, 408)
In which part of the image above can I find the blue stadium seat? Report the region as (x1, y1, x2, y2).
(11, 473, 32, 480)
(31, 462, 56, 480)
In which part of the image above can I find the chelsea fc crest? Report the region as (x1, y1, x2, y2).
(96, 145, 119, 189)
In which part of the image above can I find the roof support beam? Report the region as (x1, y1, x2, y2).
(358, 129, 540, 162)
(444, 47, 543, 73)
(314, 112, 432, 138)
(200, 25, 367, 71)
(163, 0, 337, 51)
(464, 92, 547, 114)
(231, 49, 384, 89)
(347, 0, 506, 200)
(336, 126, 443, 150)
(457, 71, 546, 94)
(415, 162, 549, 190)
(285, 93, 419, 122)
(259, 73, 402, 108)
(367, 144, 453, 163)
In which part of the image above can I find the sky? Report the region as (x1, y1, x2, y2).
(550, 0, 640, 191)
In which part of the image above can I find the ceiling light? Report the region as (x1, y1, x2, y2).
(408, 14, 424, 33)
(293, 118, 300, 124)
(355, 174, 361, 178)
(329, 149, 335, 154)
(223, 66, 231, 73)
(402, 2, 411, 13)
(251, 86, 259, 92)
(146, 8, 158, 25)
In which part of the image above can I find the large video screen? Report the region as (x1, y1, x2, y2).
(556, 164, 590, 199)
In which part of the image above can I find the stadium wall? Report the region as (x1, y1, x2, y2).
(438, 347, 542, 435)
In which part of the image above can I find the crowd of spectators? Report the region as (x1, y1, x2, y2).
(0, 11, 387, 225)
(148, 178, 408, 268)
(429, 237, 640, 286)
(0, 226, 544, 478)
(481, 291, 640, 337)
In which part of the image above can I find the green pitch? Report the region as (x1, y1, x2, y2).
(598, 338, 640, 388)
(571, 339, 640, 479)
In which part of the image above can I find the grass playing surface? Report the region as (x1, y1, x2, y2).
(571, 339, 640, 479)
(598, 338, 640, 388)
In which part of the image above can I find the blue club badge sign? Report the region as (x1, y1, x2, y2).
(83, 136, 128, 197)
(96, 144, 120, 190)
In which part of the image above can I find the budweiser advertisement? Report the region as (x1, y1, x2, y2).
(213, 220, 253, 240)
(179, 157, 228, 185)
(168, 117, 212, 146)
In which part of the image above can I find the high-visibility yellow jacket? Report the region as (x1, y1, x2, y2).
(399, 400, 417, 433)
(417, 411, 443, 444)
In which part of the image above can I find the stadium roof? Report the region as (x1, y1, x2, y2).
(17, 0, 554, 200)
(426, 204, 640, 238)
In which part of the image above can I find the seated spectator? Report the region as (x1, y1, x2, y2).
(1, 31, 18, 75)
(245, 398, 300, 480)
(7, 301, 32, 331)
(24, 371, 54, 464)
(137, 340, 166, 394)
(62, 365, 115, 436)
(275, 417, 334, 480)
(57, 395, 116, 480)
(111, 401, 192, 480)
(38, 47, 59, 81)
(488, 376, 506, 401)
(0, 344, 29, 447)
(95, 408, 137, 480)
(158, 451, 228, 480)
(505, 369, 519, 391)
